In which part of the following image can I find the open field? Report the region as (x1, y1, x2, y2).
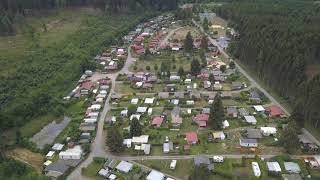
(171, 26, 201, 40)
(6, 148, 44, 173)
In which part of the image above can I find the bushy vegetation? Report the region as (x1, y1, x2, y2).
(217, 0, 320, 128)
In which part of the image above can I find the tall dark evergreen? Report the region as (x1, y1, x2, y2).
(184, 32, 193, 53)
(209, 94, 224, 130)
(280, 121, 299, 154)
(130, 118, 142, 137)
(106, 127, 124, 153)
(190, 58, 201, 75)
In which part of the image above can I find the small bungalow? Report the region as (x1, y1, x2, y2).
(245, 128, 262, 139)
(222, 120, 230, 129)
(130, 114, 141, 121)
(131, 98, 139, 105)
(98, 169, 110, 178)
(190, 91, 201, 99)
(145, 97, 155, 104)
(260, 127, 277, 136)
(166, 84, 176, 92)
(158, 92, 169, 99)
(265, 105, 284, 118)
(174, 92, 185, 99)
(52, 143, 64, 151)
(238, 108, 249, 117)
(137, 107, 148, 114)
(244, 116, 257, 125)
(253, 105, 265, 112)
(202, 108, 210, 114)
(185, 132, 198, 145)
(284, 162, 301, 173)
(193, 113, 209, 128)
(152, 117, 164, 128)
(132, 135, 149, 144)
(170, 75, 181, 81)
(232, 82, 243, 90)
(123, 139, 132, 148)
(194, 155, 214, 171)
(212, 131, 226, 140)
(227, 107, 238, 118)
(146, 170, 164, 180)
(240, 138, 258, 148)
(267, 162, 282, 173)
(116, 161, 133, 174)
(120, 109, 128, 117)
(282, 174, 303, 180)
(44, 160, 70, 178)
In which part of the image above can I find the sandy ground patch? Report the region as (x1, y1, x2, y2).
(7, 148, 44, 173)
(171, 26, 201, 40)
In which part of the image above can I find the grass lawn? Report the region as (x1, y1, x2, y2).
(20, 114, 62, 138)
(82, 161, 105, 180)
(304, 123, 320, 142)
(136, 159, 194, 180)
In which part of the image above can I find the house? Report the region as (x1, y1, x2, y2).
(123, 139, 132, 148)
(232, 82, 243, 90)
(166, 84, 176, 92)
(170, 75, 180, 81)
(202, 108, 210, 114)
(116, 161, 133, 173)
(52, 143, 64, 151)
(79, 81, 94, 95)
(59, 146, 83, 160)
(267, 162, 282, 173)
(174, 92, 184, 99)
(260, 127, 277, 136)
(213, 82, 223, 90)
(170, 160, 177, 170)
(132, 135, 149, 144)
(194, 155, 214, 171)
(148, 108, 153, 115)
(120, 109, 128, 117)
(152, 117, 164, 128)
(171, 107, 182, 128)
(253, 105, 265, 112)
(227, 107, 238, 118)
(98, 169, 110, 178)
(158, 92, 169, 99)
(250, 89, 263, 103)
(204, 81, 211, 89)
(244, 116, 257, 125)
(240, 138, 258, 147)
(79, 123, 96, 132)
(189, 91, 201, 99)
(137, 107, 148, 114)
(212, 131, 226, 140)
(265, 105, 284, 117)
(185, 132, 198, 145)
(186, 100, 195, 105)
(238, 108, 249, 117)
(131, 98, 139, 104)
(143, 144, 151, 155)
(284, 162, 301, 173)
(104, 158, 118, 169)
(193, 113, 209, 128)
(145, 97, 155, 104)
(146, 170, 164, 180)
(245, 128, 262, 139)
(252, 162, 261, 177)
(44, 160, 70, 178)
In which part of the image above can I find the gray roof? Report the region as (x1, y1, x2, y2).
(174, 92, 184, 99)
(194, 155, 210, 166)
(227, 107, 238, 114)
(116, 161, 133, 173)
(238, 108, 249, 116)
(246, 128, 262, 139)
(284, 162, 301, 173)
(45, 160, 70, 174)
(202, 108, 210, 114)
(158, 92, 169, 99)
(144, 144, 151, 155)
(240, 138, 257, 144)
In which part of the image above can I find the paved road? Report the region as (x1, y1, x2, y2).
(68, 48, 136, 180)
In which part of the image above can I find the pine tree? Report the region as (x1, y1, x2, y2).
(184, 32, 193, 53)
(190, 58, 201, 75)
(209, 94, 224, 130)
(203, 17, 209, 31)
(130, 118, 142, 137)
(280, 121, 299, 154)
(200, 36, 208, 52)
(178, 66, 185, 77)
(106, 127, 124, 153)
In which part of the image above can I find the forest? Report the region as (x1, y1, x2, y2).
(0, 0, 178, 35)
(216, 0, 320, 128)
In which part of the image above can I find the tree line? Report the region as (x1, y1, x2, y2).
(216, 0, 320, 128)
(0, 0, 178, 35)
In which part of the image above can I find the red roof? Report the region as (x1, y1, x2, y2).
(80, 81, 94, 90)
(194, 114, 209, 122)
(152, 117, 164, 127)
(185, 132, 198, 144)
(136, 48, 145, 55)
(265, 105, 284, 117)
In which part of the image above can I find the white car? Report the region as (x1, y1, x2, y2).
(165, 136, 169, 142)
(170, 160, 177, 169)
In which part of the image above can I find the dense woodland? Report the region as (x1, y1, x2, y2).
(217, 0, 320, 128)
(0, 0, 178, 35)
